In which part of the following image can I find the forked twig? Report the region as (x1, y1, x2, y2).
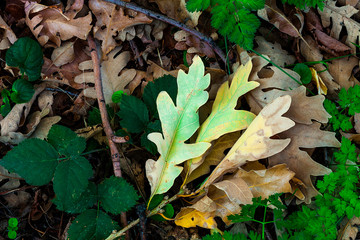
(102, 0, 227, 64)
(87, 35, 129, 236)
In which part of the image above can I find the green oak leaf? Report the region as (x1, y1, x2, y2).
(146, 56, 211, 201)
(67, 209, 120, 240)
(118, 95, 149, 133)
(10, 78, 35, 103)
(52, 156, 93, 212)
(0, 138, 58, 186)
(293, 63, 312, 84)
(6, 37, 44, 81)
(98, 176, 139, 214)
(48, 125, 86, 156)
(143, 75, 177, 118)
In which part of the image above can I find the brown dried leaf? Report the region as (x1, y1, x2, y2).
(89, 0, 152, 56)
(232, 164, 295, 199)
(319, 0, 360, 52)
(327, 56, 360, 90)
(254, 36, 296, 67)
(75, 48, 137, 103)
(175, 178, 252, 229)
(0, 15, 17, 50)
(25, 1, 92, 47)
(269, 123, 340, 202)
(51, 41, 75, 67)
(338, 217, 360, 240)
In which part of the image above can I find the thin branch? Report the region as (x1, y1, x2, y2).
(87, 35, 129, 237)
(87, 35, 126, 178)
(102, 0, 227, 64)
(105, 192, 181, 240)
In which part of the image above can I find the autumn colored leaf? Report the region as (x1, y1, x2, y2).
(89, 0, 152, 56)
(187, 60, 259, 180)
(145, 56, 211, 201)
(203, 95, 295, 188)
(24, 1, 92, 47)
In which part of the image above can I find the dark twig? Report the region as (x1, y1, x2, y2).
(87, 36, 129, 237)
(102, 0, 227, 64)
(129, 40, 144, 66)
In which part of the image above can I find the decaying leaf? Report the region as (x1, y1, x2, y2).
(0, 15, 17, 50)
(309, 67, 327, 95)
(176, 164, 296, 229)
(319, 0, 360, 52)
(145, 56, 211, 201)
(254, 36, 296, 67)
(25, 1, 92, 47)
(51, 41, 75, 67)
(75, 48, 137, 104)
(89, 0, 152, 56)
(187, 60, 259, 181)
(268, 123, 340, 202)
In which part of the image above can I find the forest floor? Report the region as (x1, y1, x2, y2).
(0, 0, 360, 239)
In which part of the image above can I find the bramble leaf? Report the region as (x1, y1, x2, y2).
(141, 120, 162, 154)
(145, 56, 211, 200)
(48, 125, 86, 156)
(67, 209, 120, 240)
(0, 90, 11, 117)
(52, 156, 93, 212)
(5, 37, 44, 81)
(98, 176, 139, 214)
(0, 138, 58, 186)
(118, 95, 149, 133)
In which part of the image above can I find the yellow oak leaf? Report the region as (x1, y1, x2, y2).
(203, 95, 295, 188)
(187, 60, 259, 181)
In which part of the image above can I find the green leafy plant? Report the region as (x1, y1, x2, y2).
(116, 75, 177, 154)
(6, 37, 44, 82)
(148, 194, 175, 221)
(324, 85, 360, 131)
(293, 63, 312, 85)
(0, 125, 139, 240)
(7, 218, 18, 240)
(1, 37, 44, 117)
(276, 137, 360, 239)
(203, 230, 261, 240)
(185, 0, 325, 50)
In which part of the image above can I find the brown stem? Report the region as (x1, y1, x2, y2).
(87, 35, 129, 238)
(102, 0, 227, 64)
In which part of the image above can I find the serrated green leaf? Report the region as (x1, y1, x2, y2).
(141, 120, 161, 154)
(145, 56, 211, 200)
(54, 182, 97, 214)
(10, 78, 35, 103)
(112, 90, 127, 103)
(88, 106, 115, 126)
(98, 176, 139, 214)
(67, 209, 120, 240)
(118, 95, 149, 133)
(143, 75, 178, 118)
(6, 37, 44, 81)
(53, 156, 93, 212)
(0, 138, 58, 186)
(293, 63, 312, 85)
(48, 125, 86, 156)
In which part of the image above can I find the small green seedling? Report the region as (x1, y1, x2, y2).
(112, 90, 127, 103)
(7, 218, 18, 239)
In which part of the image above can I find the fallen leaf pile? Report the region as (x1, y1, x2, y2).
(1, 0, 360, 239)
